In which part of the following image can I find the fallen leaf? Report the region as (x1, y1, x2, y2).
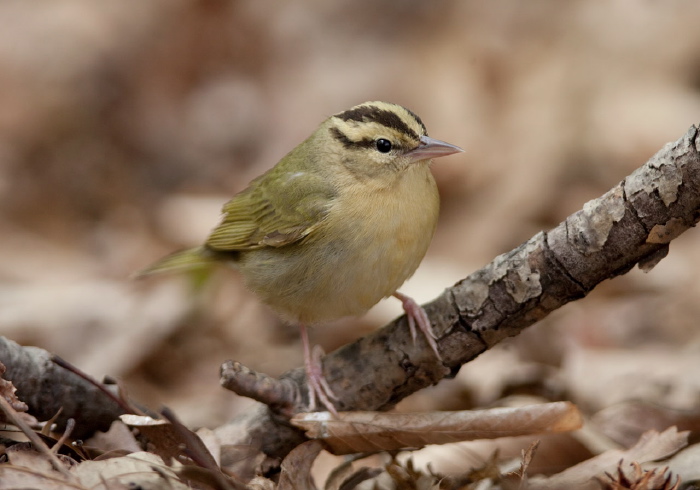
(665, 442, 700, 483)
(121, 413, 219, 470)
(591, 401, 700, 448)
(528, 427, 688, 490)
(323, 455, 383, 490)
(72, 451, 189, 489)
(291, 402, 582, 455)
(278, 440, 324, 490)
(0, 361, 28, 416)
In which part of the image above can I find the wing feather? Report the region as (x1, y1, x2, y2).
(206, 169, 336, 251)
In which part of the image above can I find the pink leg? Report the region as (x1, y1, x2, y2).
(393, 292, 442, 360)
(299, 324, 339, 416)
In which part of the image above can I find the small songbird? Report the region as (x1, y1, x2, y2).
(140, 101, 463, 414)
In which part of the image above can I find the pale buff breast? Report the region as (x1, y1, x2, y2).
(237, 163, 439, 324)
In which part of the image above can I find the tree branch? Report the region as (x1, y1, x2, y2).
(217, 125, 700, 462)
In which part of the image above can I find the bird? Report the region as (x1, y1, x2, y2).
(139, 101, 463, 414)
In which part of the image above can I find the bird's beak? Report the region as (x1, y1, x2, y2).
(408, 135, 464, 162)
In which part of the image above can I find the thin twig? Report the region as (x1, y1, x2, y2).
(50, 418, 75, 455)
(51, 355, 141, 415)
(0, 395, 74, 479)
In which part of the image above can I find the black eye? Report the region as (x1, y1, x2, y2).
(375, 138, 392, 153)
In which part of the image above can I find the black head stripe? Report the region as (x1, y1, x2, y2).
(404, 107, 427, 136)
(335, 105, 421, 140)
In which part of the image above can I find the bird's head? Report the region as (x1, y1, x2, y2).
(323, 101, 462, 184)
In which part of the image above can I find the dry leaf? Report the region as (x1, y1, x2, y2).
(219, 442, 269, 483)
(334, 467, 382, 490)
(0, 361, 28, 417)
(72, 451, 189, 489)
(196, 427, 222, 467)
(0, 466, 81, 490)
(278, 440, 324, 490)
(121, 413, 219, 469)
(121, 414, 184, 464)
(323, 455, 383, 490)
(291, 402, 582, 455)
(564, 348, 700, 413)
(176, 464, 242, 490)
(0, 444, 78, 489)
(85, 420, 142, 454)
(4, 445, 72, 473)
(249, 475, 277, 490)
(591, 402, 700, 448)
(665, 442, 700, 484)
(528, 427, 689, 490)
(323, 458, 361, 490)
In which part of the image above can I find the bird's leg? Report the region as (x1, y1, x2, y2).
(393, 292, 442, 360)
(299, 323, 339, 416)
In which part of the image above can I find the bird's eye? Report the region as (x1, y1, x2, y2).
(375, 138, 392, 153)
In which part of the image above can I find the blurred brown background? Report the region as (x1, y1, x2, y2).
(2, 0, 700, 468)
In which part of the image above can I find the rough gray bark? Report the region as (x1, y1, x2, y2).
(217, 125, 700, 465)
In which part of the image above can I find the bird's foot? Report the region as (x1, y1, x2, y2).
(304, 345, 339, 416)
(393, 291, 442, 360)
(299, 323, 338, 416)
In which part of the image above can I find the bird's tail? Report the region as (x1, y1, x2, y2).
(134, 247, 217, 278)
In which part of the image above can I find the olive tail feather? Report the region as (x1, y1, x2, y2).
(133, 247, 216, 278)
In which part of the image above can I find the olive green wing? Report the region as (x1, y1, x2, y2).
(206, 170, 336, 251)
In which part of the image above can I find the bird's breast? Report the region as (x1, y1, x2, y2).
(307, 165, 439, 320)
(238, 165, 439, 324)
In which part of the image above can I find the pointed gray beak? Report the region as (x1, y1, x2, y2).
(408, 135, 464, 162)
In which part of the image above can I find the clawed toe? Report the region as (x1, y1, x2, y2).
(394, 292, 442, 360)
(299, 324, 339, 416)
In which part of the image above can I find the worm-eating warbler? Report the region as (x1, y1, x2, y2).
(141, 101, 463, 414)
